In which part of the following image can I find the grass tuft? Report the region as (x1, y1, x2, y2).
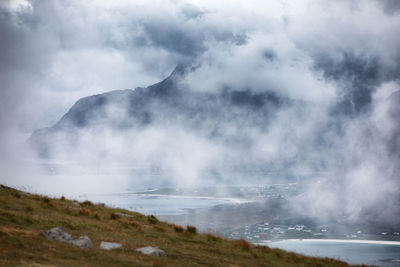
(128, 221, 140, 228)
(93, 212, 100, 220)
(206, 233, 223, 242)
(153, 225, 165, 232)
(25, 206, 33, 212)
(110, 213, 119, 220)
(186, 225, 197, 234)
(81, 200, 93, 206)
(79, 208, 91, 216)
(42, 197, 54, 208)
(173, 224, 184, 233)
(147, 215, 158, 224)
(233, 239, 252, 252)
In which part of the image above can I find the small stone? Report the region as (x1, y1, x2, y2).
(100, 241, 123, 250)
(70, 236, 93, 249)
(71, 201, 81, 208)
(114, 212, 134, 218)
(136, 246, 167, 257)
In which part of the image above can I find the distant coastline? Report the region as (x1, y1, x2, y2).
(132, 193, 249, 204)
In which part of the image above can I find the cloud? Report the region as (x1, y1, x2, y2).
(380, 0, 400, 14)
(0, 0, 32, 10)
(185, 33, 337, 102)
(0, 0, 399, 227)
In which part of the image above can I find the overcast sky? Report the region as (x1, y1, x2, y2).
(1, 0, 400, 225)
(1, 0, 399, 132)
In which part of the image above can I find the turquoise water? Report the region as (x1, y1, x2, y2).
(266, 240, 400, 267)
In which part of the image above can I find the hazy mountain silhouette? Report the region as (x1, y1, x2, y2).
(29, 65, 286, 158)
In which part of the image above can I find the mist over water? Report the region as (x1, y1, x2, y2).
(0, 0, 400, 230)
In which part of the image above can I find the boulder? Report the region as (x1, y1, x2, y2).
(136, 246, 167, 257)
(43, 227, 92, 249)
(100, 241, 123, 250)
(43, 227, 74, 242)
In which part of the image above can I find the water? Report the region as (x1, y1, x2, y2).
(76, 192, 400, 266)
(265, 239, 400, 267)
(75, 193, 244, 215)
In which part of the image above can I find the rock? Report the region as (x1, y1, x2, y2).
(70, 236, 93, 249)
(43, 227, 74, 242)
(100, 241, 123, 250)
(43, 227, 92, 249)
(71, 201, 81, 208)
(114, 212, 134, 218)
(136, 246, 167, 257)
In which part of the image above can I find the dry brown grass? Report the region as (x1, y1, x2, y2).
(79, 208, 91, 216)
(186, 225, 197, 234)
(232, 239, 253, 252)
(153, 225, 165, 232)
(25, 206, 33, 212)
(42, 197, 51, 203)
(206, 233, 224, 243)
(147, 215, 159, 224)
(81, 200, 94, 206)
(173, 224, 184, 233)
(0, 184, 359, 267)
(152, 258, 167, 267)
(110, 213, 119, 220)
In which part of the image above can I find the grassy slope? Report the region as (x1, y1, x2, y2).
(0, 185, 367, 267)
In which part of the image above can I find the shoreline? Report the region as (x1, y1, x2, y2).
(84, 192, 251, 204)
(259, 239, 400, 246)
(132, 193, 250, 204)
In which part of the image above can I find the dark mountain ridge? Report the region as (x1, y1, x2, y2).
(29, 65, 287, 159)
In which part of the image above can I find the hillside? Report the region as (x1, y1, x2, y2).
(0, 185, 365, 266)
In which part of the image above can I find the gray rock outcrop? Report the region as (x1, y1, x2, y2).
(43, 227, 74, 242)
(43, 227, 92, 249)
(136, 246, 167, 257)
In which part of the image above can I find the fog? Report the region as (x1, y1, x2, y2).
(0, 0, 399, 226)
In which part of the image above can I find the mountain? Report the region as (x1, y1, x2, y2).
(29, 65, 286, 159)
(28, 66, 400, 189)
